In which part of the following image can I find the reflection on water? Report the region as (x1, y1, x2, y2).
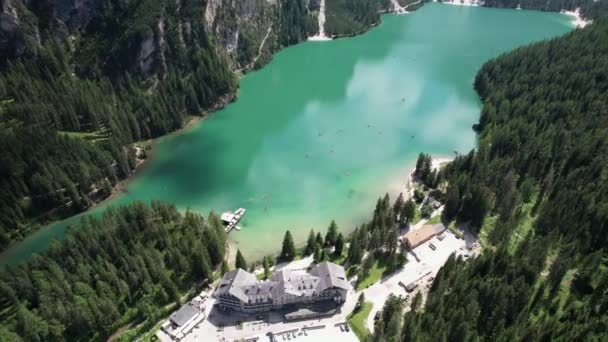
(0, 4, 572, 266)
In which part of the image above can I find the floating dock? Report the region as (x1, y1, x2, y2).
(221, 208, 246, 233)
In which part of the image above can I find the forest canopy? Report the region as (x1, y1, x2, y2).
(0, 201, 226, 341)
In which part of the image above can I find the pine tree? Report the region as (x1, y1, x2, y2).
(313, 243, 322, 263)
(444, 185, 460, 221)
(356, 292, 365, 312)
(361, 254, 375, 278)
(393, 193, 405, 222)
(325, 220, 339, 246)
(263, 257, 271, 280)
(334, 233, 344, 257)
(401, 199, 416, 226)
(235, 249, 247, 270)
(305, 229, 316, 255)
(280, 230, 296, 261)
(315, 232, 324, 246)
(347, 228, 363, 265)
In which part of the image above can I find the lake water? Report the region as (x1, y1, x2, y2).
(0, 4, 572, 265)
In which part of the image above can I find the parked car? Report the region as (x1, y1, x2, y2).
(345, 324, 350, 332)
(429, 243, 436, 250)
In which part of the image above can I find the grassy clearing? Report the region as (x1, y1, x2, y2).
(356, 261, 388, 291)
(556, 269, 577, 312)
(347, 302, 373, 342)
(478, 215, 497, 250)
(59, 127, 111, 143)
(426, 215, 442, 225)
(507, 201, 537, 253)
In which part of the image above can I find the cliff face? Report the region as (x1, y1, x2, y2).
(0, 0, 104, 63)
(203, 0, 324, 70)
(204, 0, 279, 69)
(1, 0, 319, 74)
(0, 0, 26, 59)
(2, 0, 404, 77)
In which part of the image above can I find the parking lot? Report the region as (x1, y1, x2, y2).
(157, 267, 359, 342)
(363, 229, 473, 332)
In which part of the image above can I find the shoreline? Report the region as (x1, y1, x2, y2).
(224, 154, 455, 267)
(74, 114, 209, 211)
(0, 102, 224, 258)
(404, 155, 454, 198)
(560, 8, 591, 28)
(440, 0, 482, 7)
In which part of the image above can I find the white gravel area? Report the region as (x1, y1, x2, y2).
(363, 229, 468, 332)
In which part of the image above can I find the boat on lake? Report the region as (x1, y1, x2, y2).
(221, 208, 246, 233)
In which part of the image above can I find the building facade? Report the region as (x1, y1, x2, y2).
(214, 261, 349, 314)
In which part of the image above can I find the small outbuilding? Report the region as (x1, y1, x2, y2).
(403, 223, 446, 249)
(405, 282, 418, 292)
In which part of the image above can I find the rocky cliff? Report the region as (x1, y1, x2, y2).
(204, 0, 280, 70)
(0, 0, 400, 77)
(0, 0, 322, 75)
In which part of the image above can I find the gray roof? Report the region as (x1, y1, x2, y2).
(215, 262, 348, 304)
(310, 261, 349, 292)
(215, 268, 259, 302)
(170, 302, 199, 327)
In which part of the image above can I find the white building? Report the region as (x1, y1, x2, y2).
(161, 294, 207, 340)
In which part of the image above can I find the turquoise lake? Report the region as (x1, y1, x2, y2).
(0, 3, 573, 265)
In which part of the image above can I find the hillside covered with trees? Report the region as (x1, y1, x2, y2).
(0, 0, 321, 250)
(0, 201, 226, 341)
(481, 0, 608, 20)
(370, 17, 608, 341)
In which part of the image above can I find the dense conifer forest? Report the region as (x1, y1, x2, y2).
(370, 18, 608, 342)
(325, 0, 391, 36)
(482, 0, 608, 20)
(0, 201, 226, 341)
(0, 0, 318, 251)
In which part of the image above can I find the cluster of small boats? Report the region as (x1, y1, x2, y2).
(221, 207, 246, 233)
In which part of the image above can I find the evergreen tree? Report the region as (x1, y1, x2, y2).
(315, 232, 324, 246)
(356, 292, 365, 312)
(305, 229, 316, 255)
(220, 261, 229, 276)
(263, 257, 271, 280)
(401, 199, 416, 226)
(347, 228, 364, 265)
(235, 249, 247, 270)
(361, 254, 375, 278)
(280, 230, 296, 261)
(393, 193, 405, 222)
(334, 233, 345, 257)
(313, 243, 322, 263)
(443, 185, 461, 221)
(325, 220, 339, 246)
